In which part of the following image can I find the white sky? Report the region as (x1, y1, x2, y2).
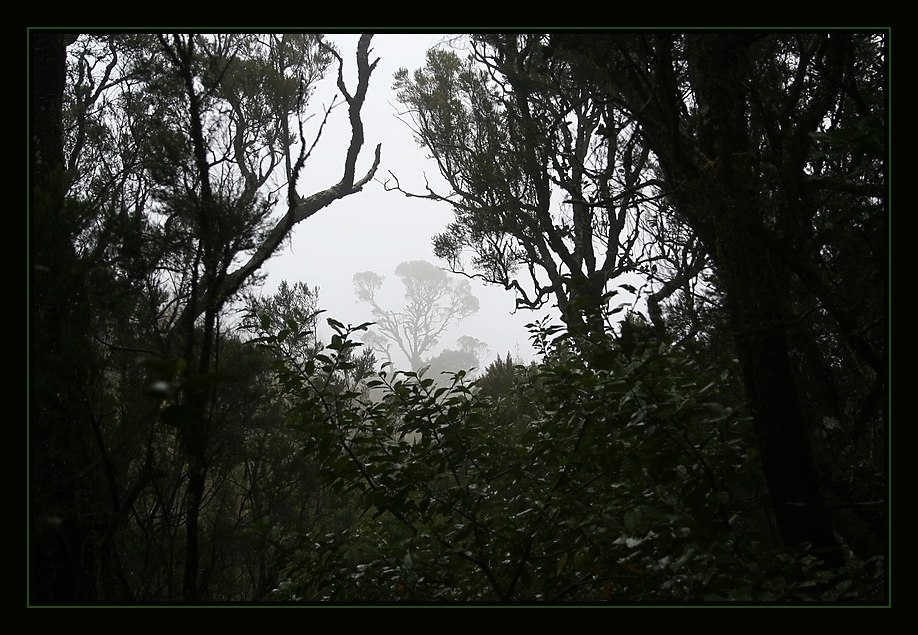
(261, 33, 552, 368)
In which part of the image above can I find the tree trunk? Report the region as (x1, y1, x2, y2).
(30, 30, 103, 602)
(559, 33, 844, 562)
(182, 451, 207, 601)
(680, 36, 841, 563)
(718, 235, 840, 561)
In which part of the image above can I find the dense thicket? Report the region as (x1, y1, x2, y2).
(29, 31, 887, 604)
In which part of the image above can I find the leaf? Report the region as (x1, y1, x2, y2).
(554, 552, 569, 576)
(696, 381, 716, 396)
(624, 509, 642, 533)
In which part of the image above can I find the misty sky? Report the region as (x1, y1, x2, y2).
(261, 33, 554, 369)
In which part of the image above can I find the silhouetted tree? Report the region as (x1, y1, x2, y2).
(390, 38, 700, 343)
(353, 260, 479, 371)
(30, 31, 383, 602)
(549, 31, 887, 567)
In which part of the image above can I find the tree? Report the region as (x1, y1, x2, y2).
(353, 260, 480, 371)
(425, 335, 489, 379)
(140, 32, 383, 602)
(390, 38, 699, 343)
(243, 281, 377, 396)
(549, 32, 887, 568)
(29, 31, 383, 602)
(245, 280, 324, 366)
(30, 29, 99, 602)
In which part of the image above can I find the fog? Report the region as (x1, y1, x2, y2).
(260, 33, 553, 370)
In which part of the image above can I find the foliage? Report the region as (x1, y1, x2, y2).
(244, 281, 324, 366)
(544, 32, 887, 565)
(30, 30, 887, 605)
(391, 38, 699, 339)
(253, 315, 883, 602)
(29, 31, 382, 603)
(424, 335, 489, 381)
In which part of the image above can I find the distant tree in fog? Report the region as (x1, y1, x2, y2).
(353, 259, 479, 370)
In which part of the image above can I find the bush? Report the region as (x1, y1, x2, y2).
(256, 318, 882, 603)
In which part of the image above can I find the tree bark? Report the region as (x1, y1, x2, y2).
(557, 33, 844, 562)
(685, 36, 840, 562)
